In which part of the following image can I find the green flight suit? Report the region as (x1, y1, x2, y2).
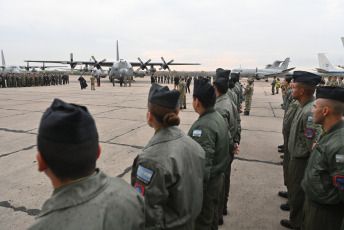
(227, 88, 242, 144)
(214, 94, 237, 221)
(287, 96, 322, 230)
(282, 100, 300, 187)
(29, 169, 145, 230)
(131, 126, 205, 230)
(188, 108, 230, 230)
(271, 79, 276, 94)
(301, 120, 344, 230)
(283, 87, 293, 112)
(233, 82, 243, 104)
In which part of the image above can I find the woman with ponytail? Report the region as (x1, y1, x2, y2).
(131, 83, 205, 230)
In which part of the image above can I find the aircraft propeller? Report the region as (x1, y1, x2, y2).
(91, 56, 106, 71)
(159, 57, 174, 71)
(136, 57, 151, 72)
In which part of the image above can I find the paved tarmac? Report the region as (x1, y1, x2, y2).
(0, 76, 289, 229)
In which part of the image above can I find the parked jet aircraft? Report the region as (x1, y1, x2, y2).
(338, 37, 344, 69)
(231, 58, 295, 79)
(316, 53, 344, 74)
(25, 41, 200, 81)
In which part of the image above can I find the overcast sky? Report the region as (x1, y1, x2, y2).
(1, 0, 343, 71)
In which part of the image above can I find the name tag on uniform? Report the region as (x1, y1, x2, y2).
(308, 116, 314, 121)
(336, 155, 344, 163)
(137, 165, 153, 184)
(193, 130, 202, 137)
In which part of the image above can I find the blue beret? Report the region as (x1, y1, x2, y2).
(148, 83, 180, 109)
(316, 86, 344, 103)
(39, 99, 98, 143)
(193, 79, 216, 101)
(292, 71, 322, 85)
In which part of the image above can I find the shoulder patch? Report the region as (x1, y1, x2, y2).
(304, 128, 314, 139)
(137, 165, 153, 184)
(193, 130, 202, 137)
(308, 116, 314, 121)
(336, 155, 344, 163)
(334, 175, 344, 191)
(134, 183, 144, 196)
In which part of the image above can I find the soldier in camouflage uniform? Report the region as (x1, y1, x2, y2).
(326, 76, 332, 86)
(339, 77, 344, 88)
(243, 78, 254, 116)
(280, 71, 323, 230)
(301, 87, 344, 230)
(179, 76, 187, 109)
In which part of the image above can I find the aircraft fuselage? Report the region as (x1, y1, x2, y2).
(109, 59, 134, 80)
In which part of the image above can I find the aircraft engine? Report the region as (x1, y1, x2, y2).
(159, 57, 174, 71)
(137, 57, 151, 72)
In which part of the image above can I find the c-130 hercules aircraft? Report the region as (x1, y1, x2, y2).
(25, 41, 200, 81)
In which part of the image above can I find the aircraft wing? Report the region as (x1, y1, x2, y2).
(24, 60, 115, 67)
(129, 62, 200, 67)
(281, 67, 295, 72)
(337, 65, 344, 69)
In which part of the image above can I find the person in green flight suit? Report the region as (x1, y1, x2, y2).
(301, 86, 344, 230)
(280, 71, 323, 230)
(188, 79, 230, 230)
(29, 99, 145, 230)
(271, 76, 277, 95)
(213, 73, 238, 225)
(131, 83, 205, 230)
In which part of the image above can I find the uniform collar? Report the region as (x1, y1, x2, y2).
(199, 108, 215, 118)
(323, 120, 344, 136)
(38, 169, 109, 218)
(300, 96, 315, 108)
(144, 126, 184, 149)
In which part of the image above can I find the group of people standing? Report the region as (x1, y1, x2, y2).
(29, 68, 248, 230)
(0, 73, 69, 88)
(277, 71, 344, 230)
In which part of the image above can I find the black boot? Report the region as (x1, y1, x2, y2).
(280, 219, 293, 229)
(280, 202, 290, 211)
(278, 191, 288, 198)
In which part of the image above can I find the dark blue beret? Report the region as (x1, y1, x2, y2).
(230, 73, 240, 82)
(193, 79, 215, 101)
(39, 99, 98, 143)
(148, 83, 180, 109)
(316, 86, 344, 103)
(292, 71, 322, 85)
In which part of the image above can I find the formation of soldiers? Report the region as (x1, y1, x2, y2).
(0, 73, 69, 88)
(28, 68, 246, 230)
(324, 75, 344, 87)
(278, 71, 344, 230)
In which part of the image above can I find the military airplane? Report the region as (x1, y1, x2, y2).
(338, 37, 344, 69)
(230, 58, 295, 80)
(24, 41, 200, 81)
(1, 50, 25, 75)
(0, 50, 61, 75)
(316, 53, 344, 75)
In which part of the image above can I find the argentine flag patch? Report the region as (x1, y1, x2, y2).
(193, 130, 202, 137)
(308, 116, 314, 121)
(137, 165, 153, 184)
(336, 155, 344, 163)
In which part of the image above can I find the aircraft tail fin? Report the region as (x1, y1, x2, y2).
(341, 37, 344, 47)
(1, 50, 5, 66)
(318, 53, 335, 70)
(279, 58, 290, 70)
(116, 40, 119, 61)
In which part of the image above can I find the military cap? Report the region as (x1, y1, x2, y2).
(316, 86, 344, 103)
(213, 76, 229, 87)
(215, 68, 231, 78)
(148, 83, 180, 109)
(292, 71, 322, 85)
(39, 99, 98, 144)
(193, 79, 216, 101)
(285, 75, 292, 83)
(230, 73, 240, 82)
(247, 78, 254, 83)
